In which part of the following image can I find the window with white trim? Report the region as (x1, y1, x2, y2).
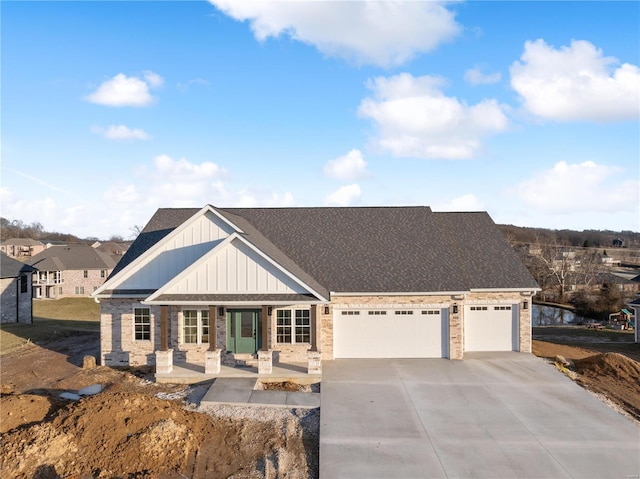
(341, 311, 360, 315)
(494, 306, 512, 311)
(74, 286, 85, 295)
(422, 310, 439, 315)
(134, 308, 151, 341)
(368, 310, 387, 315)
(470, 306, 488, 311)
(395, 310, 414, 315)
(276, 309, 311, 344)
(182, 309, 210, 345)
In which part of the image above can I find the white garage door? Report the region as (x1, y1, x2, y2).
(464, 305, 518, 352)
(333, 308, 448, 358)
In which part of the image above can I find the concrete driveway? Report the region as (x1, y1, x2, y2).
(319, 352, 640, 478)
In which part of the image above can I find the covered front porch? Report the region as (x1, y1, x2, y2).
(152, 302, 323, 382)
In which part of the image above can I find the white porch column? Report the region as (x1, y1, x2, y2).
(258, 349, 273, 374)
(307, 349, 322, 374)
(155, 349, 174, 374)
(205, 349, 222, 374)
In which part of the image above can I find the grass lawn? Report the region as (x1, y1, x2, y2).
(0, 298, 100, 355)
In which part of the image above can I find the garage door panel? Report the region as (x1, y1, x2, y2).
(464, 305, 518, 352)
(334, 309, 448, 359)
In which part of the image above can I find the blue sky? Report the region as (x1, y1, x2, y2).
(2, 1, 639, 239)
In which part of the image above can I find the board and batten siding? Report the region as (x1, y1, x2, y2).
(116, 212, 235, 290)
(164, 238, 306, 294)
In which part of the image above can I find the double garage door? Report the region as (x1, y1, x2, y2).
(334, 304, 519, 358)
(333, 308, 448, 358)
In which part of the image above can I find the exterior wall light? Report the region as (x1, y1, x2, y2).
(324, 306, 330, 315)
(452, 304, 458, 314)
(523, 300, 529, 310)
(267, 306, 273, 316)
(218, 306, 224, 317)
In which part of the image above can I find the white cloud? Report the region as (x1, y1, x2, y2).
(177, 78, 210, 92)
(433, 194, 485, 212)
(510, 39, 640, 121)
(325, 184, 362, 206)
(143, 70, 164, 88)
(85, 71, 163, 107)
(511, 161, 639, 214)
(92, 124, 150, 141)
(464, 67, 501, 85)
(358, 73, 509, 159)
(208, 0, 460, 67)
(323, 149, 370, 180)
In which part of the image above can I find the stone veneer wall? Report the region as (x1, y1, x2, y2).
(0, 275, 33, 324)
(100, 291, 533, 367)
(100, 298, 161, 367)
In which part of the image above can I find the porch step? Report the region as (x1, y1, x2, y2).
(226, 353, 259, 368)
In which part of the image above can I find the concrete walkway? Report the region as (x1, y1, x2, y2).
(201, 377, 320, 408)
(320, 353, 640, 478)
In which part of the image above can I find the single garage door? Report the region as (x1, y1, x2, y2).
(464, 305, 518, 352)
(333, 308, 448, 358)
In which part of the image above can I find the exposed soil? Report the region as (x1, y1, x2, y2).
(1, 329, 638, 477)
(533, 339, 640, 423)
(0, 334, 318, 478)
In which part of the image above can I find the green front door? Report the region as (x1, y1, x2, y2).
(226, 309, 261, 354)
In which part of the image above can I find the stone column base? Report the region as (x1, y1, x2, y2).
(205, 349, 222, 374)
(258, 350, 273, 374)
(307, 350, 322, 374)
(155, 349, 173, 374)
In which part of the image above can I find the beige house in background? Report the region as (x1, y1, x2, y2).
(0, 238, 45, 259)
(28, 244, 117, 299)
(93, 205, 539, 376)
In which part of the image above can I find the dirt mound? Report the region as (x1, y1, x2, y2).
(573, 352, 640, 421)
(1, 390, 317, 478)
(0, 394, 60, 433)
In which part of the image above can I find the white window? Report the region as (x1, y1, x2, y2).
(494, 306, 512, 311)
(341, 311, 360, 315)
(368, 310, 387, 315)
(276, 309, 311, 344)
(395, 310, 414, 315)
(470, 306, 488, 311)
(74, 286, 85, 295)
(134, 308, 151, 341)
(182, 309, 210, 345)
(422, 310, 439, 315)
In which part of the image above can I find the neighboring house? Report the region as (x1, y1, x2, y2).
(1, 253, 36, 323)
(0, 238, 45, 258)
(92, 241, 130, 257)
(28, 244, 117, 298)
(93, 205, 540, 370)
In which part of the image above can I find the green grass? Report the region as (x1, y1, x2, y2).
(1, 298, 100, 355)
(33, 297, 99, 321)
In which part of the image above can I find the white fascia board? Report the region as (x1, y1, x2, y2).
(142, 300, 327, 306)
(145, 233, 239, 302)
(330, 291, 469, 297)
(469, 287, 541, 293)
(93, 205, 238, 296)
(93, 293, 150, 299)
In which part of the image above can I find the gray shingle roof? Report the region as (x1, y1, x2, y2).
(110, 206, 538, 294)
(1, 253, 37, 278)
(27, 244, 118, 272)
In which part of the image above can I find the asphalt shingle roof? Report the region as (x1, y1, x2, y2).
(1, 253, 37, 278)
(110, 206, 538, 294)
(27, 244, 118, 272)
